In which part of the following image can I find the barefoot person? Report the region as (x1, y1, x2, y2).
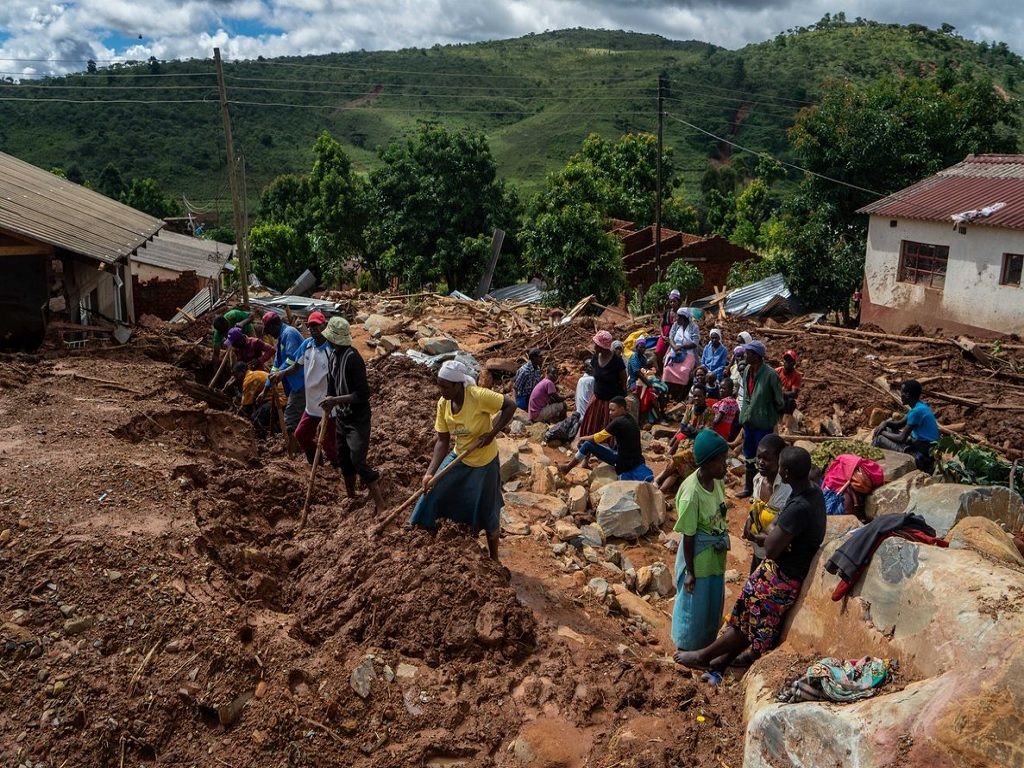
(559, 396, 653, 482)
(672, 429, 730, 652)
(675, 446, 825, 671)
(318, 317, 386, 513)
(411, 360, 516, 561)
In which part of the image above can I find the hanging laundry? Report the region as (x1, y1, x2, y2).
(778, 656, 897, 704)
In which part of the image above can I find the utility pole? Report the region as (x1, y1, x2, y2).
(214, 47, 250, 308)
(655, 73, 666, 277)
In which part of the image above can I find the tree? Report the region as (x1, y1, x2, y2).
(249, 222, 303, 292)
(96, 163, 124, 198)
(364, 124, 521, 291)
(86, 59, 97, 74)
(120, 178, 181, 219)
(572, 132, 675, 224)
(665, 259, 704, 300)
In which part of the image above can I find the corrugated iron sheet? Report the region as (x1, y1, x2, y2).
(170, 286, 219, 322)
(133, 230, 234, 279)
(858, 154, 1024, 230)
(487, 281, 546, 304)
(696, 273, 792, 317)
(0, 151, 163, 263)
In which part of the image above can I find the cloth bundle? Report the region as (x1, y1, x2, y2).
(778, 656, 897, 704)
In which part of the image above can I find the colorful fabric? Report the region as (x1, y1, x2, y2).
(728, 560, 802, 655)
(775, 367, 804, 392)
(296, 336, 332, 417)
(232, 336, 275, 369)
(778, 657, 897, 704)
(711, 396, 739, 439)
(673, 470, 728, 578)
(627, 349, 646, 389)
(580, 395, 611, 438)
(672, 568, 725, 651)
(409, 452, 502, 534)
(434, 385, 506, 468)
(514, 362, 543, 403)
(241, 370, 285, 408)
(822, 454, 884, 492)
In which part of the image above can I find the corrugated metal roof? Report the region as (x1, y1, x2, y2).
(858, 154, 1024, 230)
(487, 281, 546, 304)
(133, 230, 234, 279)
(0, 151, 164, 263)
(170, 286, 219, 322)
(696, 273, 792, 317)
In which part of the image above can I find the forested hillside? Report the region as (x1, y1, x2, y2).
(1, 17, 1021, 213)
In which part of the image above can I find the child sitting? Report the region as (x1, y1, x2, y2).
(704, 371, 720, 400)
(710, 378, 740, 441)
(657, 385, 712, 494)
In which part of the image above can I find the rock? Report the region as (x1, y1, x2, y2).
(500, 512, 531, 536)
(868, 407, 891, 428)
(58, 604, 74, 618)
(567, 485, 588, 515)
(589, 464, 619, 495)
(554, 519, 582, 542)
(418, 336, 459, 355)
(0, 528, 11, 545)
(104, 569, 122, 582)
(579, 523, 605, 548)
(556, 625, 586, 644)
(484, 358, 520, 375)
(587, 578, 610, 600)
(255, 681, 268, 699)
(63, 616, 95, 635)
(581, 546, 601, 563)
(378, 335, 403, 353)
(609, 584, 664, 627)
(504, 491, 568, 520)
(724, 569, 741, 584)
(595, 482, 665, 539)
(636, 562, 674, 597)
(947, 516, 1024, 566)
(530, 463, 556, 495)
(349, 657, 376, 699)
(660, 530, 681, 553)
(874, 448, 919, 483)
(904, 483, 1024, 537)
(603, 545, 622, 567)
(395, 663, 418, 682)
(864, 469, 934, 519)
(640, 431, 654, 449)
(566, 467, 591, 487)
(363, 314, 404, 336)
(552, 542, 568, 556)
(496, 438, 524, 482)
(511, 718, 589, 767)
(526, 423, 548, 442)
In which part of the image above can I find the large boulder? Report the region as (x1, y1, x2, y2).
(362, 313, 405, 336)
(947, 516, 1024, 567)
(904, 483, 1024, 537)
(874, 448, 919, 483)
(744, 535, 1024, 768)
(504, 491, 568, 520)
(496, 438, 524, 483)
(595, 481, 664, 539)
(418, 336, 459, 355)
(589, 464, 618, 494)
(864, 469, 935, 519)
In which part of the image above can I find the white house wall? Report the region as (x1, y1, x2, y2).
(864, 216, 1024, 335)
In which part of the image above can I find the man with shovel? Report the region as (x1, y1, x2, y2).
(318, 317, 386, 513)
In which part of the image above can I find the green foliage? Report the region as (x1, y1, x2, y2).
(571, 132, 674, 224)
(364, 124, 521, 291)
(639, 281, 671, 315)
(249, 222, 303, 292)
(202, 225, 235, 245)
(119, 177, 182, 219)
(662, 192, 700, 233)
(810, 439, 883, 468)
(726, 253, 780, 288)
(665, 259, 703, 299)
(96, 163, 124, 198)
(935, 434, 1023, 495)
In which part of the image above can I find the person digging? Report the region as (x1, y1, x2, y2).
(317, 317, 386, 514)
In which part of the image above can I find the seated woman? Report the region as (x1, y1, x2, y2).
(820, 454, 883, 520)
(559, 397, 653, 482)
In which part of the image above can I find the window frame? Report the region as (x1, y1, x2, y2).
(897, 240, 949, 290)
(1000, 253, 1024, 287)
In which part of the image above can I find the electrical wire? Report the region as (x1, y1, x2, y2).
(0, 96, 216, 104)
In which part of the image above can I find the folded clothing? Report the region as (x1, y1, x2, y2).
(778, 656, 897, 704)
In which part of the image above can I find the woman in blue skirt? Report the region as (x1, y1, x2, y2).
(410, 360, 516, 561)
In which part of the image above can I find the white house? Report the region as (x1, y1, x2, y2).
(857, 154, 1024, 337)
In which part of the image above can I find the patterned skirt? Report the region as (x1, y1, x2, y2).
(727, 560, 802, 655)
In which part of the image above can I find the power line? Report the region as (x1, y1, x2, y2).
(1, 83, 216, 91)
(0, 69, 215, 79)
(225, 84, 653, 101)
(0, 96, 216, 105)
(664, 112, 883, 196)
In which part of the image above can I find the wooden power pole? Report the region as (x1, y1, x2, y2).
(655, 74, 667, 277)
(214, 47, 250, 308)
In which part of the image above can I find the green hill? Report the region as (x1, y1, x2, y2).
(1, 20, 1021, 214)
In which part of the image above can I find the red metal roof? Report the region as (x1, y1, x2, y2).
(858, 154, 1024, 230)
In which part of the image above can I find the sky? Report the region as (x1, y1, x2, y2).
(0, 1, 1022, 78)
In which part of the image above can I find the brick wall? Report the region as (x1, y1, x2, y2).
(132, 271, 205, 320)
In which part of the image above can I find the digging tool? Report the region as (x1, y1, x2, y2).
(369, 440, 481, 538)
(298, 411, 332, 530)
(208, 348, 233, 388)
(272, 382, 294, 457)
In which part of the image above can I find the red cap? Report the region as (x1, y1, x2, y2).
(784, 349, 798, 362)
(261, 311, 279, 327)
(307, 311, 327, 327)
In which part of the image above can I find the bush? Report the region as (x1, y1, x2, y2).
(665, 259, 704, 300)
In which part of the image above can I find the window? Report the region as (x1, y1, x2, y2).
(1002, 253, 1024, 287)
(898, 240, 949, 289)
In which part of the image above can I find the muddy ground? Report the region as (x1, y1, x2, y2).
(2, 303, 1021, 768)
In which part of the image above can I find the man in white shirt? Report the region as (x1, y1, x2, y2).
(574, 359, 595, 415)
(270, 311, 335, 465)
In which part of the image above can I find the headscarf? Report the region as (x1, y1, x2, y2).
(709, 328, 722, 340)
(261, 311, 279, 327)
(668, 289, 682, 301)
(745, 340, 767, 359)
(593, 330, 614, 350)
(693, 429, 729, 466)
(733, 345, 747, 357)
(438, 360, 476, 386)
(737, 331, 753, 345)
(675, 307, 691, 320)
(322, 316, 352, 346)
(224, 327, 246, 348)
(611, 340, 624, 353)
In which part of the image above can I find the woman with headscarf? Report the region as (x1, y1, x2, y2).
(579, 330, 627, 438)
(654, 289, 682, 374)
(410, 360, 516, 561)
(700, 328, 728, 381)
(662, 307, 701, 398)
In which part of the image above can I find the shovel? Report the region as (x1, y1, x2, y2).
(297, 411, 332, 531)
(368, 440, 481, 538)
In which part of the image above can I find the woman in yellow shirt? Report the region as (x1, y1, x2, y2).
(410, 360, 516, 561)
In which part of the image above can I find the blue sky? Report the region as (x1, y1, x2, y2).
(0, 1, 1021, 78)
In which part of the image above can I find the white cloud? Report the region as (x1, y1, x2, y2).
(0, 0, 1021, 79)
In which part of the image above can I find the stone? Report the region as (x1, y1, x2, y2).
(530, 463, 556, 495)
(378, 335, 403, 353)
(526, 423, 548, 442)
(868, 407, 891, 428)
(587, 578, 610, 600)
(509, 420, 526, 437)
(864, 469, 934, 519)
(349, 657, 376, 699)
(58, 604, 74, 618)
(363, 314, 404, 336)
(554, 519, 582, 541)
(496, 438, 524, 482)
(104, 569, 122, 582)
(582, 546, 601, 564)
(578, 523, 605, 548)
(484, 357, 519, 375)
(567, 485, 588, 515)
(904, 483, 1024, 537)
(566, 467, 590, 487)
(874, 448, 919, 483)
(0, 528, 11, 545)
(609, 584, 664, 627)
(603, 546, 622, 567)
(511, 718, 589, 767)
(589, 464, 619, 495)
(947, 516, 1024, 566)
(595, 482, 665, 539)
(63, 616, 95, 635)
(504, 491, 568, 520)
(395, 663, 418, 682)
(418, 336, 459, 355)
(556, 625, 586, 644)
(724, 569, 741, 584)
(552, 542, 568, 556)
(500, 512, 531, 536)
(660, 530, 681, 553)
(636, 562, 674, 597)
